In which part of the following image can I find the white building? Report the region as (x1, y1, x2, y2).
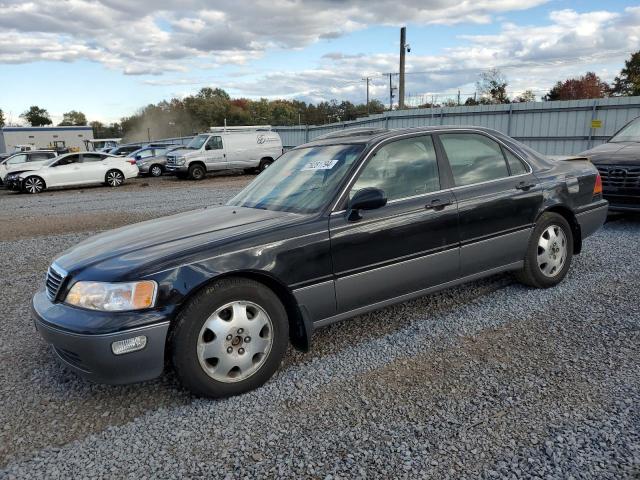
(0, 126, 94, 153)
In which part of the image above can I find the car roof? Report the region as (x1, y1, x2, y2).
(299, 125, 513, 148)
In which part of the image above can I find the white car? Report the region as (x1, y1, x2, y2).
(8, 152, 139, 194)
(0, 150, 58, 183)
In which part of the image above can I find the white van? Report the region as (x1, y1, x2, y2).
(165, 126, 283, 180)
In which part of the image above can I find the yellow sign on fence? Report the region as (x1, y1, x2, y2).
(591, 119, 603, 129)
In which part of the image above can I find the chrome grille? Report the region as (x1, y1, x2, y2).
(596, 165, 640, 194)
(166, 155, 177, 166)
(45, 263, 67, 301)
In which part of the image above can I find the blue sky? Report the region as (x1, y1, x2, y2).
(0, 0, 638, 125)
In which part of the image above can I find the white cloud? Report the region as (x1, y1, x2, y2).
(0, 0, 550, 73)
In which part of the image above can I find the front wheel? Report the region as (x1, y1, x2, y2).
(188, 164, 206, 180)
(149, 165, 163, 177)
(105, 170, 124, 187)
(516, 212, 573, 288)
(170, 278, 289, 398)
(22, 176, 45, 194)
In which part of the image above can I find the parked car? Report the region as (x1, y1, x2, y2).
(0, 144, 38, 161)
(108, 144, 145, 157)
(32, 126, 607, 398)
(130, 145, 179, 177)
(166, 126, 282, 179)
(0, 150, 57, 184)
(580, 116, 640, 212)
(7, 152, 138, 193)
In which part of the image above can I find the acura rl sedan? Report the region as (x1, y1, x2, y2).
(32, 126, 608, 398)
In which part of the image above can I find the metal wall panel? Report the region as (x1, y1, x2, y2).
(274, 96, 640, 155)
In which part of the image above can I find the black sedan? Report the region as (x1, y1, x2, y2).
(580, 116, 640, 212)
(32, 126, 608, 398)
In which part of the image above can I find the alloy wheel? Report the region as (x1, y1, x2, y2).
(24, 177, 44, 194)
(196, 300, 274, 383)
(107, 171, 124, 187)
(537, 224, 567, 277)
(150, 165, 162, 177)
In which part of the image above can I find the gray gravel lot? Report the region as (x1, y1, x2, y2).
(0, 176, 638, 479)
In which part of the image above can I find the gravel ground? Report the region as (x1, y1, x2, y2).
(0, 178, 638, 479)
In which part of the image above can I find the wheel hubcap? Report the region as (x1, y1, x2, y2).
(151, 166, 161, 176)
(537, 224, 567, 277)
(197, 301, 273, 383)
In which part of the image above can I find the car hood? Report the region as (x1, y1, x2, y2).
(167, 148, 194, 157)
(53, 206, 303, 279)
(579, 142, 640, 165)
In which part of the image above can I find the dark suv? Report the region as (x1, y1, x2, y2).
(32, 126, 607, 398)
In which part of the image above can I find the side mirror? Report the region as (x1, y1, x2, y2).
(135, 155, 141, 160)
(347, 187, 387, 221)
(204, 144, 212, 151)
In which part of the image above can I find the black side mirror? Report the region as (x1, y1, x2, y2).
(347, 187, 387, 221)
(205, 144, 212, 151)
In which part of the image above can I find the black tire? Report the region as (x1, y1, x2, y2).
(170, 277, 289, 398)
(149, 164, 163, 177)
(22, 176, 45, 194)
(258, 158, 273, 172)
(516, 212, 573, 288)
(188, 163, 206, 180)
(105, 169, 125, 187)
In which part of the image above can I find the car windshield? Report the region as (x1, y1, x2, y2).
(186, 134, 209, 150)
(610, 118, 640, 143)
(228, 144, 365, 214)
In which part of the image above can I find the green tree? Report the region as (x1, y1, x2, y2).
(612, 51, 640, 96)
(21, 106, 52, 126)
(477, 68, 509, 104)
(0, 108, 5, 127)
(59, 110, 87, 126)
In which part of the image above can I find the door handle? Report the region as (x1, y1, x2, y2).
(425, 198, 452, 211)
(515, 181, 536, 191)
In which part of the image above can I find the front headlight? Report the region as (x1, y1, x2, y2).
(65, 281, 157, 311)
(176, 158, 186, 165)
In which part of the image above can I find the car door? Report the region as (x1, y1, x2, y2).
(329, 134, 460, 314)
(79, 153, 110, 183)
(203, 136, 226, 170)
(45, 154, 84, 186)
(435, 132, 542, 277)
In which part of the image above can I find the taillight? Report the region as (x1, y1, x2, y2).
(593, 172, 602, 195)
(127, 160, 137, 165)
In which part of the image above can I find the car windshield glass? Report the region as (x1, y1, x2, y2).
(43, 157, 61, 166)
(228, 144, 365, 214)
(610, 118, 640, 143)
(186, 135, 208, 150)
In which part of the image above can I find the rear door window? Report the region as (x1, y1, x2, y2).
(439, 133, 510, 187)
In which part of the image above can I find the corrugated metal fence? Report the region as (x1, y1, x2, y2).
(273, 96, 640, 155)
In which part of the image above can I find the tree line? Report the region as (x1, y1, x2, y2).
(1, 51, 638, 141)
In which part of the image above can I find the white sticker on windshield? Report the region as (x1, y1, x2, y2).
(302, 159, 339, 171)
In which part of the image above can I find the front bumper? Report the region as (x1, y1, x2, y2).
(32, 290, 170, 384)
(602, 194, 640, 212)
(165, 164, 188, 173)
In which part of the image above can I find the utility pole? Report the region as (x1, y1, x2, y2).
(362, 77, 370, 114)
(388, 73, 397, 110)
(399, 26, 407, 109)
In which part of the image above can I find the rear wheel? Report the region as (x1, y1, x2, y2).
(258, 158, 273, 172)
(105, 169, 124, 187)
(188, 163, 206, 180)
(516, 212, 573, 288)
(170, 278, 289, 398)
(149, 165, 163, 177)
(22, 176, 45, 194)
